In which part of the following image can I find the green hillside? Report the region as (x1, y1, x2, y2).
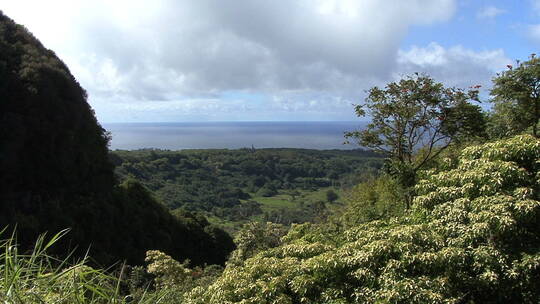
(0, 11, 234, 266)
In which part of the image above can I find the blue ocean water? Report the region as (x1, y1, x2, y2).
(103, 121, 366, 150)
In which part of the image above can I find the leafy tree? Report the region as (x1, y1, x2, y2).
(337, 175, 405, 227)
(491, 54, 540, 137)
(325, 189, 338, 203)
(345, 73, 484, 206)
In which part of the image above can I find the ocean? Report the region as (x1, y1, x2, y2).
(103, 121, 366, 150)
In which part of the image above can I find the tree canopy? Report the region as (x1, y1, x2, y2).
(346, 74, 484, 175)
(490, 54, 540, 137)
(345, 74, 485, 206)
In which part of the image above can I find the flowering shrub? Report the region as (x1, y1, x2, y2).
(185, 136, 540, 303)
(145, 250, 192, 290)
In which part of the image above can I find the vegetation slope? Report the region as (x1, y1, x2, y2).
(0, 11, 234, 266)
(184, 135, 540, 303)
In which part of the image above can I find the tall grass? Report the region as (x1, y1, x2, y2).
(0, 228, 174, 303)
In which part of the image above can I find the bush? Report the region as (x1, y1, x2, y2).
(325, 189, 339, 203)
(185, 136, 540, 304)
(337, 175, 406, 227)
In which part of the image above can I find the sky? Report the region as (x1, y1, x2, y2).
(1, 0, 538, 122)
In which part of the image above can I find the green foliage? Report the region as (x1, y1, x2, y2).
(0, 12, 234, 267)
(142, 250, 225, 302)
(0, 11, 114, 204)
(5, 9, 540, 304)
(257, 184, 278, 197)
(338, 175, 406, 227)
(186, 135, 540, 303)
(326, 189, 339, 203)
(345, 74, 485, 199)
(228, 222, 289, 266)
(145, 250, 192, 290)
(213, 200, 263, 222)
(0, 229, 189, 303)
(112, 148, 383, 222)
(490, 55, 540, 137)
(261, 198, 331, 226)
(0, 229, 119, 303)
(110, 148, 381, 232)
(108, 179, 235, 266)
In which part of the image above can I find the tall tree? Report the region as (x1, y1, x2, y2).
(345, 74, 485, 206)
(490, 54, 540, 138)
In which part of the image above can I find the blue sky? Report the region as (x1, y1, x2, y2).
(403, 0, 535, 59)
(1, 0, 538, 122)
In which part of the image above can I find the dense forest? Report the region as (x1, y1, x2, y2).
(1, 10, 540, 304)
(111, 148, 383, 229)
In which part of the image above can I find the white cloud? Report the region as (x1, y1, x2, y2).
(88, 41, 510, 122)
(2, 0, 456, 101)
(476, 6, 505, 19)
(2, 1, 509, 121)
(397, 43, 510, 89)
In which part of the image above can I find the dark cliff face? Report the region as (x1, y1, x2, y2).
(0, 12, 235, 266)
(0, 11, 114, 202)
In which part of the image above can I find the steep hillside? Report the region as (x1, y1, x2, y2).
(0, 11, 234, 266)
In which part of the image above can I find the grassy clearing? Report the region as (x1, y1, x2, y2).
(250, 187, 341, 207)
(206, 215, 242, 231)
(207, 187, 347, 234)
(250, 194, 296, 212)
